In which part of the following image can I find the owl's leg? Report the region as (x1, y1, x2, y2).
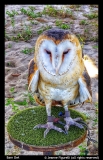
(63, 105, 84, 134)
(34, 100, 65, 138)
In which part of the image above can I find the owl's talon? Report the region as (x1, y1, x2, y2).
(54, 126, 66, 134)
(74, 122, 84, 129)
(64, 125, 69, 134)
(33, 122, 65, 137)
(33, 124, 40, 129)
(64, 116, 84, 133)
(44, 128, 50, 138)
(33, 123, 48, 129)
(73, 117, 83, 122)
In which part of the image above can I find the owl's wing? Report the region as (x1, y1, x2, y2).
(68, 67, 92, 107)
(28, 58, 39, 93)
(78, 68, 92, 103)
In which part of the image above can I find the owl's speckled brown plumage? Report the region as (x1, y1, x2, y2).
(28, 28, 92, 137)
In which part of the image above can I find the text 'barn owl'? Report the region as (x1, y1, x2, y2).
(28, 28, 92, 138)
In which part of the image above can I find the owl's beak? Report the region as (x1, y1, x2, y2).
(52, 55, 62, 75)
(55, 68, 59, 74)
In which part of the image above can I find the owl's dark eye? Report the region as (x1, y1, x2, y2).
(45, 49, 51, 55)
(63, 49, 70, 55)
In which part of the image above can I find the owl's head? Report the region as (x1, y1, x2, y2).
(35, 28, 83, 76)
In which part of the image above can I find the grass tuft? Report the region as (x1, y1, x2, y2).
(21, 47, 34, 54)
(84, 13, 98, 19)
(6, 10, 19, 17)
(20, 8, 42, 19)
(55, 20, 70, 29)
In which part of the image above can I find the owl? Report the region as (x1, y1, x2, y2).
(28, 28, 92, 138)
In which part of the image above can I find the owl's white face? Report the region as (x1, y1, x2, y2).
(38, 39, 78, 76)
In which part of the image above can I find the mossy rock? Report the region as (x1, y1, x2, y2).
(7, 106, 87, 149)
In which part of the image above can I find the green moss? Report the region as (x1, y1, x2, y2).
(7, 106, 86, 146)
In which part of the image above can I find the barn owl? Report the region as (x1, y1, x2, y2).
(28, 28, 92, 138)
